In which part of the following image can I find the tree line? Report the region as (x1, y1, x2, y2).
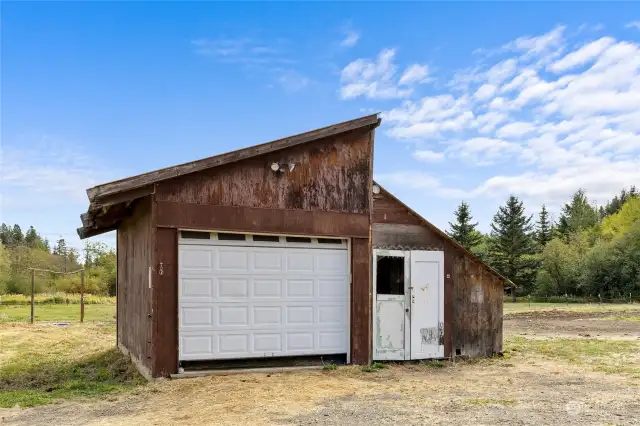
(0, 224, 116, 296)
(447, 187, 640, 299)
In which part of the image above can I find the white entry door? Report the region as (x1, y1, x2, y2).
(410, 250, 445, 359)
(373, 249, 444, 361)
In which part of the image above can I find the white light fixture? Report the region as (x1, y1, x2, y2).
(372, 184, 381, 194)
(289, 163, 296, 172)
(270, 162, 280, 172)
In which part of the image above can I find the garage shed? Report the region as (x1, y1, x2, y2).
(78, 114, 510, 378)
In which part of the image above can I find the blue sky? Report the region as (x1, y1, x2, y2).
(2, 2, 640, 251)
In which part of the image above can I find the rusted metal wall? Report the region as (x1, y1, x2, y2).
(155, 130, 371, 213)
(147, 128, 374, 376)
(116, 196, 155, 376)
(372, 190, 503, 358)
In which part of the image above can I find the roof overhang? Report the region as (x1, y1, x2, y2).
(77, 114, 381, 239)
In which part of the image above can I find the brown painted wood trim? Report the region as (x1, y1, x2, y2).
(152, 227, 179, 377)
(88, 115, 380, 202)
(155, 201, 370, 238)
(350, 237, 371, 364)
(443, 241, 454, 357)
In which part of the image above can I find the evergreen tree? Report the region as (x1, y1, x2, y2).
(0, 223, 11, 246)
(601, 186, 638, 217)
(11, 225, 24, 246)
(536, 205, 553, 248)
(447, 201, 482, 250)
(557, 189, 599, 238)
(53, 238, 67, 257)
(489, 196, 536, 299)
(25, 226, 38, 247)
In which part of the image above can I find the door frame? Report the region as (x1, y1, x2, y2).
(372, 249, 411, 361)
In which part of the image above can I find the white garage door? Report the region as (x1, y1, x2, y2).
(178, 232, 349, 361)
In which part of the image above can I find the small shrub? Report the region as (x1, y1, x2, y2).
(420, 360, 446, 368)
(322, 362, 338, 371)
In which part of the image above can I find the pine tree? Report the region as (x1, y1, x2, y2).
(25, 226, 38, 247)
(447, 201, 482, 250)
(0, 223, 11, 246)
(489, 196, 536, 299)
(557, 189, 599, 238)
(536, 205, 553, 248)
(11, 225, 24, 245)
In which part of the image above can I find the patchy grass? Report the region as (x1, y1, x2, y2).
(420, 360, 446, 368)
(600, 315, 640, 322)
(322, 362, 338, 371)
(0, 293, 116, 305)
(505, 336, 640, 376)
(504, 302, 640, 315)
(0, 323, 144, 408)
(0, 304, 116, 323)
(464, 398, 517, 407)
(361, 362, 389, 373)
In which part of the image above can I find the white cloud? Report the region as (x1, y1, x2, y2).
(626, 21, 640, 31)
(340, 49, 414, 99)
(474, 84, 497, 101)
(548, 37, 616, 73)
(413, 149, 445, 162)
(340, 49, 433, 100)
(373, 25, 640, 213)
(505, 25, 566, 57)
(399, 64, 431, 85)
(341, 30, 360, 47)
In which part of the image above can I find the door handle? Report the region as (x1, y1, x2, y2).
(405, 308, 409, 313)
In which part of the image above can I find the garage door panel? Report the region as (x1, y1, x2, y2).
(217, 277, 249, 298)
(179, 247, 213, 272)
(179, 242, 348, 361)
(286, 279, 315, 298)
(252, 306, 282, 326)
(252, 278, 283, 297)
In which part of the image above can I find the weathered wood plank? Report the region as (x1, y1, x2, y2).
(155, 201, 370, 238)
(372, 223, 444, 249)
(351, 237, 371, 364)
(87, 115, 380, 202)
(153, 227, 178, 377)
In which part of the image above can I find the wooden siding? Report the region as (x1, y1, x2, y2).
(145, 128, 374, 376)
(155, 130, 371, 214)
(351, 237, 372, 364)
(156, 202, 369, 238)
(152, 227, 178, 377)
(451, 251, 503, 357)
(372, 190, 503, 358)
(116, 196, 155, 376)
(372, 193, 422, 225)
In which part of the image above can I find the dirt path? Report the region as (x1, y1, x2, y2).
(505, 309, 640, 339)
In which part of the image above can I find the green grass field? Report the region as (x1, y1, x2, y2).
(0, 304, 116, 323)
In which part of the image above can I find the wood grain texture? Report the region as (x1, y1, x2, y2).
(116, 196, 154, 373)
(155, 202, 370, 238)
(351, 237, 372, 364)
(451, 252, 503, 358)
(152, 227, 179, 377)
(155, 129, 372, 214)
(88, 115, 380, 202)
(372, 223, 444, 250)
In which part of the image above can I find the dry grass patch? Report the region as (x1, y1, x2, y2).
(0, 323, 143, 407)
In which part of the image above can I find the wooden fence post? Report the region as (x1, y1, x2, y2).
(30, 269, 35, 324)
(80, 270, 85, 323)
